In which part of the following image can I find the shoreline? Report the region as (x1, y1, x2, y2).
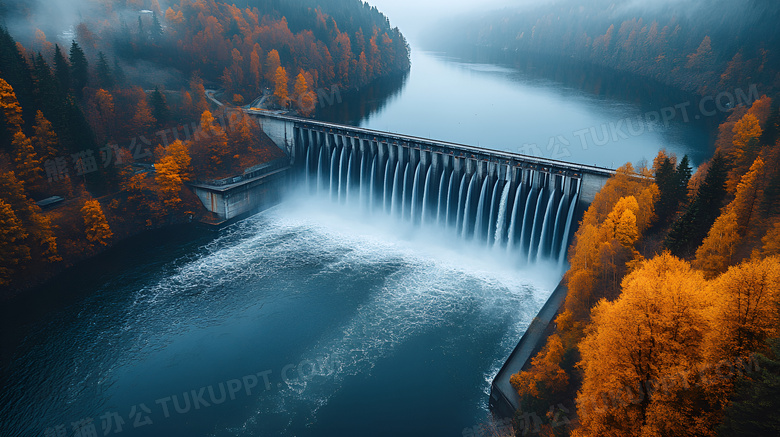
(0, 218, 208, 302)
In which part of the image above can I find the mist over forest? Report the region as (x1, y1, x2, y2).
(424, 0, 780, 96)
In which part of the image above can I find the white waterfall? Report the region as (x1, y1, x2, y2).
(493, 182, 511, 249)
(421, 166, 432, 225)
(300, 132, 584, 267)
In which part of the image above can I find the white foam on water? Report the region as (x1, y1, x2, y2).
(210, 196, 563, 435)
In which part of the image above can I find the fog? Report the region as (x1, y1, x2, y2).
(364, 0, 533, 44)
(0, 0, 105, 45)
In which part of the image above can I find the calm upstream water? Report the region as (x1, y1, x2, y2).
(320, 48, 715, 169)
(1, 46, 714, 437)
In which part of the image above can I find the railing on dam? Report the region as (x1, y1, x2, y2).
(192, 157, 290, 188)
(246, 109, 617, 180)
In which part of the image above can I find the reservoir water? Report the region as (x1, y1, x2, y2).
(0, 44, 714, 437)
(320, 48, 715, 169)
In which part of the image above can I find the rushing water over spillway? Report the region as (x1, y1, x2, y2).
(298, 126, 583, 266)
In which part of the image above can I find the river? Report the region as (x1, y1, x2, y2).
(0, 44, 715, 437)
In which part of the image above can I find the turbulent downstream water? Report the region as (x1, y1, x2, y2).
(0, 46, 713, 437)
(1, 199, 559, 436)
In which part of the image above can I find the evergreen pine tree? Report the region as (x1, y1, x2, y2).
(0, 27, 36, 131)
(69, 41, 88, 98)
(137, 16, 146, 44)
(763, 166, 780, 217)
(95, 51, 114, 89)
(224, 18, 241, 39)
(654, 156, 677, 223)
(761, 106, 780, 147)
(32, 54, 64, 124)
(666, 153, 728, 256)
(32, 53, 78, 152)
(719, 338, 780, 437)
(113, 58, 126, 86)
(53, 44, 71, 92)
(674, 155, 692, 205)
(151, 12, 164, 40)
(149, 86, 170, 128)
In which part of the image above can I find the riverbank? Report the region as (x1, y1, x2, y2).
(0, 199, 208, 301)
(490, 280, 570, 417)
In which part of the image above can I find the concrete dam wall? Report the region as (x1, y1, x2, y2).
(248, 111, 613, 260)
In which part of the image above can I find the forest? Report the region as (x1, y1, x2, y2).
(428, 0, 780, 98)
(0, 0, 410, 293)
(506, 83, 780, 437)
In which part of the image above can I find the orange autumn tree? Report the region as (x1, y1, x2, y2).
(693, 256, 780, 434)
(564, 164, 659, 325)
(0, 198, 30, 285)
(85, 89, 116, 146)
(601, 196, 640, 248)
(11, 131, 42, 186)
(762, 221, 780, 257)
(686, 35, 714, 71)
(201, 110, 229, 167)
(644, 256, 780, 437)
(704, 257, 780, 363)
(130, 88, 156, 137)
(510, 334, 570, 412)
(33, 29, 53, 58)
(188, 110, 230, 178)
(727, 112, 763, 191)
(154, 140, 192, 211)
(220, 48, 244, 97)
(181, 91, 194, 118)
(165, 139, 193, 182)
(732, 113, 763, 160)
(31, 110, 59, 160)
(154, 156, 184, 210)
(165, 7, 184, 25)
(695, 208, 740, 278)
(249, 45, 262, 94)
(274, 66, 289, 108)
(0, 77, 23, 134)
(81, 199, 113, 246)
(746, 95, 773, 127)
(575, 253, 711, 437)
(0, 171, 59, 262)
(265, 49, 281, 83)
(293, 72, 315, 116)
(189, 75, 209, 116)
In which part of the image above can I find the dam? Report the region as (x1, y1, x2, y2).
(190, 110, 615, 418)
(194, 111, 613, 253)
(249, 110, 611, 259)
